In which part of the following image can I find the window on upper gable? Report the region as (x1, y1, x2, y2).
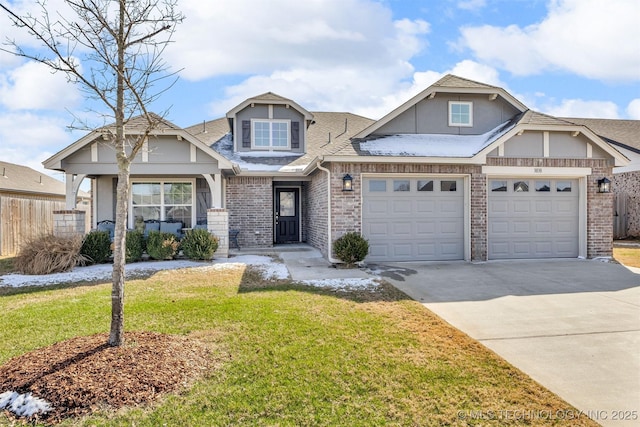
(448, 101, 473, 127)
(252, 120, 290, 149)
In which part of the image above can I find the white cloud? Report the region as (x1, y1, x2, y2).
(0, 60, 81, 111)
(459, 0, 640, 81)
(542, 99, 620, 119)
(627, 99, 640, 119)
(458, 0, 487, 11)
(0, 112, 74, 175)
(167, 0, 429, 81)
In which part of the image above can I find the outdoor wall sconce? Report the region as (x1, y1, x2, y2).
(597, 177, 611, 193)
(342, 174, 353, 191)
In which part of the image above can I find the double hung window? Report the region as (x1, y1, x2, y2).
(253, 120, 290, 149)
(131, 180, 194, 228)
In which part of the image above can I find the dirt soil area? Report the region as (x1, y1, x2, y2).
(0, 332, 215, 425)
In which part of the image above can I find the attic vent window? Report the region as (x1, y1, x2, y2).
(448, 101, 473, 127)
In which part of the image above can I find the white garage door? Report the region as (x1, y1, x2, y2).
(362, 177, 465, 262)
(488, 178, 579, 259)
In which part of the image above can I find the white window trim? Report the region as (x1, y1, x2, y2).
(129, 178, 196, 228)
(448, 101, 473, 127)
(251, 119, 291, 150)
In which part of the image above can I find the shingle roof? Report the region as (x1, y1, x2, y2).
(185, 112, 375, 171)
(562, 118, 640, 153)
(431, 74, 501, 90)
(0, 161, 89, 197)
(518, 110, 578, 126)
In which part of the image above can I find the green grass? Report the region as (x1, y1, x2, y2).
(614, 245, 640, 268)
(0, 265, 597, 426)
(0, 257, 14, 275)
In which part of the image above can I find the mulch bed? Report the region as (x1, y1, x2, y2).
(0, 331, 215, 424)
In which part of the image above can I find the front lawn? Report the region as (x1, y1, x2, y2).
(614, 241, 640, 268)
(0, 262, 597, 426)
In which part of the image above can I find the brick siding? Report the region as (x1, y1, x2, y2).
(226, 176, 273, 248)
(306, 170, 329, 256)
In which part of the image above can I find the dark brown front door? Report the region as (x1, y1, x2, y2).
(275, 188, 299, 243)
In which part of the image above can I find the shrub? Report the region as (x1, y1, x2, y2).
(146, 231, 180, 260)
(14, 234, 87, 275)
(181, 228, 219, 260)
(333, 232, 369, 267)
(81, 231, 112, 265)
(126, 230, 145, 263)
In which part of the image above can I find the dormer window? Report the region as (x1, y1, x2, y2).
(449, 101, 473, 127)
(252, 119, 290, 149)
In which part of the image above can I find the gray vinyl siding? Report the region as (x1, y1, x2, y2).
(234, 105, 306, 153)
(487, 131, 610, 159)
(61, 135, 220, 175)
(374, 94, 520, 136)
(504, 133, 544, 157)
(95, 175, 115, 223)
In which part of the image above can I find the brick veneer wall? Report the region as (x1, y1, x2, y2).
(613, 170, 640, 237)
(226, 176, 273, 248)
(306, 170, 329, 256)
(487, 158, 614, 258)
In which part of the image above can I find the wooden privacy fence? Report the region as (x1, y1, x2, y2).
(613, 193, 628, 239)
(0, 196, 66, 256)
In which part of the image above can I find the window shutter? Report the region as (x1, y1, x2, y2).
(291, 121, 300, 149)
(242, 120, 251, 148)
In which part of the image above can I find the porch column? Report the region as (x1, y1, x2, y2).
(202, 173, 223, 208)
(53, 210, 86, 238)
(65, 173, 87, 209)
(207, 208, 229, 258)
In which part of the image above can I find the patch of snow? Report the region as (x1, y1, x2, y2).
(0, 255, 289, 288)
(360, 120, 516, 157)
(300, 278, 380, 291)
(0, 391, 51, 417)
(593, 256, 614, 263)
(211, 133, 306, 172)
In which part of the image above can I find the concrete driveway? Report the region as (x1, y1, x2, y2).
(368, 259, 640, 427)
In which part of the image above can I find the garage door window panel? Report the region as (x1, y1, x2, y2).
(536, 181, 551, 192)
(514, 181, 529, 192)
(369, 180, 387, 192)
(491, 180, 507, 192)
(557, 181, 572, 192)
(418, 180, 433, 192)
(394, 180, 410, 191)
(441, 180, 457, 192)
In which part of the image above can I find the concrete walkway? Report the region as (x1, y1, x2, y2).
(368, 259, 640, 427)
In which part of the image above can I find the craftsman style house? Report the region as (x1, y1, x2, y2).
(44, 75, 631, 261)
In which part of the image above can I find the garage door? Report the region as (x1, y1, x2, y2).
(362, 177, 465, 262)
(488, 178, 579, 259)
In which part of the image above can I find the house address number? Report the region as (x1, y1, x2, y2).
(534, 168, 543, 173)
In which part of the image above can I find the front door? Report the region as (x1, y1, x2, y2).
(275, 188, 300, 243)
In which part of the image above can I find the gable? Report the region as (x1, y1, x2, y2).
(44, 114, 234, 174)
(374, 93, 521, 136)
(355, 74, 527, 139)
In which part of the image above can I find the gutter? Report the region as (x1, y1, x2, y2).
(315, 161, 341, 264)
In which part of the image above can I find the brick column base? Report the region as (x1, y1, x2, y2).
(53, 210, 86, 238)
(207, 208, 229, 258)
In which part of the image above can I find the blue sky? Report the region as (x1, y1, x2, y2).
(1, 0, 639, 179)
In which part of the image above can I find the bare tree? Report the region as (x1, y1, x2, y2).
(0, 0, 184, 346)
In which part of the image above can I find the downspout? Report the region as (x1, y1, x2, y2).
(316, 161, 341, 264)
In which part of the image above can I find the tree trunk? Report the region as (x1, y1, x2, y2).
(108, 0, 128, 347)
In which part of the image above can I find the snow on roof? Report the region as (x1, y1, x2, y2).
(211, 133, 305, 172)
(359, 120, 516, 157)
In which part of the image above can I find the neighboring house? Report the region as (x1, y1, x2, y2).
(44, 75, 630, 262)
(0, 161, 91, 255)
(561, 118, 640, 238)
